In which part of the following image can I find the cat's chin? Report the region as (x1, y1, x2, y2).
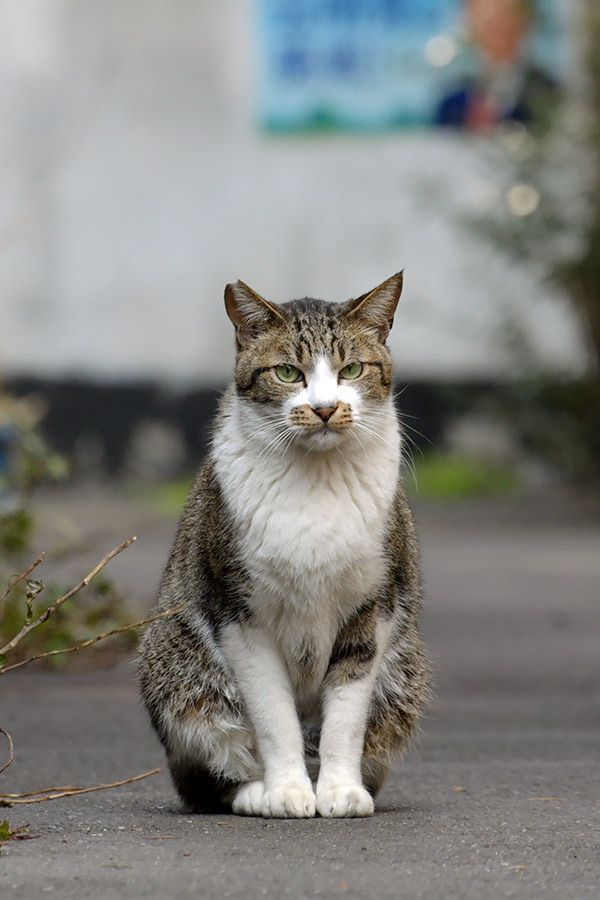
(301, 427, 347, 451)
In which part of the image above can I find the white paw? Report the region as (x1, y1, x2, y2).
(262, 782, 316, 818)
(232, 781, 264, 816)
(316, 784, 374, 818)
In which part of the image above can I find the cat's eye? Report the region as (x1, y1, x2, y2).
(276, 364, 303, 383)
(339, 362, 363, 380)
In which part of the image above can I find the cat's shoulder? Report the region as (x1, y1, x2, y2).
(171, 452, 234, 566)
(384, 481, 420, 599)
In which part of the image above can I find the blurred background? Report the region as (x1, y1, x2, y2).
(1, 0, 599, 660)
(1, 0, 597, 480)
(2, 10, 599, 885)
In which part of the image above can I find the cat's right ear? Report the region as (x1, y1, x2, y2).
(224, 280, 284, 346)
(344, 271, 403, 342)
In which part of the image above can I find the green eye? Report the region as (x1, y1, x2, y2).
(276, 364, 303, 383)
(339, 362, 363, 380)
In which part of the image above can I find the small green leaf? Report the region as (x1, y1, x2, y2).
(0, 654, 8, 668)
(0, 820, 10, 841)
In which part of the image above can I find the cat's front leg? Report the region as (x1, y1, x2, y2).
(221, 623, 316, 818)
(316, 605, 390, 818)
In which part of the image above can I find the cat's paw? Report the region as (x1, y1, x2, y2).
(262, 782, 316, 818)
(232, 781, 265, 816)
(316, 784, 374, 818)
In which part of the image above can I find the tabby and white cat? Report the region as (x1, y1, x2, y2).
(138, 272, 429, 818)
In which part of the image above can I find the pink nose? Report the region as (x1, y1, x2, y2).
(313, 406, 337, 422)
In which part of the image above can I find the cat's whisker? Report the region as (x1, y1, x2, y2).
(260, 433, 296, 464)
(352, 421, 381, 444)
(280, 427, 302, 457)
(398, 417, 435, 451)
(254, 426, 296, 464)
(400, 442, 419, 492)
(352, 420, 397, 453)
(348, 427, 369, 455)
(258, 422, 306, 464)
(392, 383, 411, 402)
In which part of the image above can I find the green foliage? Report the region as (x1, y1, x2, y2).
(408, 453, 518, 501)
(133, 475, 194, 515)
(0, 394, 69, 501)
(0, 391, 139, 670)
(0, 509, 34, 555)
(459, 3, 600, 486)
(505, 377, 600, 486)
(0, 576, 138, 669)
(0, 820, 9, 842)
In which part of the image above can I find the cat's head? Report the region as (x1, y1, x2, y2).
(224, 273, 403, 452)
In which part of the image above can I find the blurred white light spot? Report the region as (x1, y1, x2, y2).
(506, 183, 540, 217)
(424, 35, 456, 68)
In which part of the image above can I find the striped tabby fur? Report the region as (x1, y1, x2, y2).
(138, 272, 429, 818)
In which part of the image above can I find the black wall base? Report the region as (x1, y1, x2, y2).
(5, 376, 497, 477)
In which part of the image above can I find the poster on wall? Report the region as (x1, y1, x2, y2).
(257, 0, 567, 132)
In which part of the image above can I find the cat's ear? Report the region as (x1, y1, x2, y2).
(344, 271, 403, 341)
(224, 280, 284, 345)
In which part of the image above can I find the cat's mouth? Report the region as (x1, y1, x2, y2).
(303, 423, 349, 449)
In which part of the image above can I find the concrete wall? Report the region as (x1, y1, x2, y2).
(0, 0, 586, 385)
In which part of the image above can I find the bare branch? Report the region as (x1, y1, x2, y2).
(0, 786, 81, 798)
(0, 766, 163, 806)
(0, 601, 185, 675)
(0, 729, 14, 775)
(0, 553, 45, 606)
(0, 537, 136, 657)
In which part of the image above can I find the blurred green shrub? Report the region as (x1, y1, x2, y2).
(0, 576, 137, 670)
(0, 390, 138, 669)
(408, 452, 518, 501)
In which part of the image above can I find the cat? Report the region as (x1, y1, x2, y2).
(138, 271, 429, 818)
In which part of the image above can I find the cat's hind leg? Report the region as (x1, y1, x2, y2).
(361, 628, 430, 797)
(168, 758, 238, 812)
(139, 614, 263, 813)
(164, 706, 263, 812)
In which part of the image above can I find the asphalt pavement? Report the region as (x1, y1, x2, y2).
(1, 485, 599, 899)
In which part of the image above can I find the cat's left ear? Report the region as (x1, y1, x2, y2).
(344, 271, 403, 341)
(224, 280, 284, 346)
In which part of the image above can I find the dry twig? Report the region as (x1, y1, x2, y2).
(0, 553, 45, 606)
(0, 537, 136, 657)
(0, 730, 14, 776)
(0, 766, 163, 806)
(0, 601, 184, 675)
(0, 536, 170, 812)
(0, 785, 81, 798)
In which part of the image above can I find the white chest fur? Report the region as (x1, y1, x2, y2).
(212, 395, 401, 685)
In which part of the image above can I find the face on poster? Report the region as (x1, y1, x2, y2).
(258, 0, 567, 132)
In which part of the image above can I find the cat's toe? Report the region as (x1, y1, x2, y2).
(262, 784, 316, 818)
(232, 781, 265, 816)
(316, 784, 374, 818)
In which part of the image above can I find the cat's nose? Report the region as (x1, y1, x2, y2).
(313, 406, 337, 422)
